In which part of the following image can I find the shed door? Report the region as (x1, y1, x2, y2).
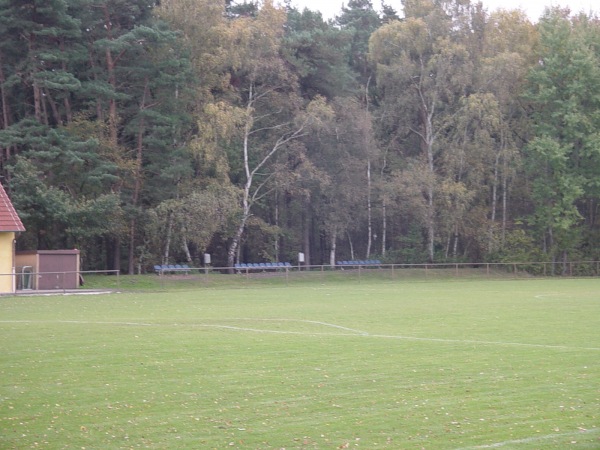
(38, 254, 78, 290)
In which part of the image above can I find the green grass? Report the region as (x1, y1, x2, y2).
(1, 278, 599, 449)
(80, 266, 545, 292)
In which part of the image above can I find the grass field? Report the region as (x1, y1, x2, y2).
(1, 276, 599, 449)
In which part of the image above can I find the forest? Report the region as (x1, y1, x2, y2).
(1, 0, 599, 273)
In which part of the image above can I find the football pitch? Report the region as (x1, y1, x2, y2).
(1, 277, 599, 449)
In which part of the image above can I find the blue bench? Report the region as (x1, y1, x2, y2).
(336, 260, 381, 267)
(154, 264, 191, 275)
(234, 262, 291, 271)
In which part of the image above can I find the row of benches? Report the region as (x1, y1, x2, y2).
(154, 260, 382, 274)
(234, 262, 292, 269)
(154, 264, 191, 274)
(337, 260, 382, 266)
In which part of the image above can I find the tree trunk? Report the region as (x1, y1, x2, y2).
(0, 55, 6, 128)
(426, 188, 435, 262)
(453, 224, 459, 259)
(501, 153, 509, 246)
(111, 236, 121, 273)
(128, 79, 149, 274)
(380, 150, 388, 257)
(381, 198, 387, 257)
(274, 190, 280, 261)
(88, 50, 103, 121)
(303, 206, 311, 267)
(227, 107, 253, 269)
(44, 88, 62, 125)
(33, 81, 43, 123)
(127, 219, 136, 275)
(182, 234, 193, 263)
(489, 151, 500, 253)
(0, 51, 14, 168)
(60, 40, 73, 124)
(365, 77, 373, 259)
(329, 229, 337, 267)
(163, 212, 172, 264)
(228, 211, 249, 268)
(366, 157, 372, 258)
(417, 85, 437, 263)
(102, 5, 119, 147)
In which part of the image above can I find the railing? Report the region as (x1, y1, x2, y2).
(0, 269, 120, 295)
(154, 260, 600, 280)
(1, 261, 598, 294)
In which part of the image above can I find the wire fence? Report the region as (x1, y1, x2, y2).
(0, 269, 120, 294)
(148, 260, 600, 288)
(1, 261, 599, 294)
(168, 260, 600, 277)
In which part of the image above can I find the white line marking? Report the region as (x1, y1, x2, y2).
(228, 318, 370, 335)
(0, 320, 153, 326)
(366, 333, 600, 351)
(534, 293, 567, 299)
(1, 320, 599, 351)
(455, 427, 599, 449)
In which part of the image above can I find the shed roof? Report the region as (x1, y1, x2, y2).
(0, 183, 25, 232)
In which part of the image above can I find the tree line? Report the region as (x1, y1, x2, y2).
(1, 0, 599, 273)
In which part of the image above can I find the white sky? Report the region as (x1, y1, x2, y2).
(285, 0, 597, 21)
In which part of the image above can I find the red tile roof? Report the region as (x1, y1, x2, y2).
(0, 183, 25, 232)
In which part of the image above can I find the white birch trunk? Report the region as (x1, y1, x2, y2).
(329, 229, 337, 268)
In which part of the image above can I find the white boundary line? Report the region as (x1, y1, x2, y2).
(1, 319, 599, 351)
(455, 427, 599, 449)
(229, 318, 371, 335)
(367, 333, 600, 351)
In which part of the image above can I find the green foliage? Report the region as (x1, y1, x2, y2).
(147, 184, 240, 264)
(524, 10, 600, 260)
(8, 158, 123, 250)
(383, 224, 427, 264)
(1, 0, 599, 270)
(336, 0, 381, 82)
(487, 227, 544, 264)
(283, 8, 356, 98)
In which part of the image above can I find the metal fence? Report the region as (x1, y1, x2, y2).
(1, 261, 599, 294)
(0, 269, 120, 294)
(151, 260, 600, 282)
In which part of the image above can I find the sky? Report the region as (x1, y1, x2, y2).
(285, 0, 598, 21)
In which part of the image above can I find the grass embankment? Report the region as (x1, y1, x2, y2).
(81, 266, 538, 292)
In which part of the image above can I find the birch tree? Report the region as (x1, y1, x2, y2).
(479, 10, 537, 253)
(370, 4, 473, 261)
(225, 2, 332, 267)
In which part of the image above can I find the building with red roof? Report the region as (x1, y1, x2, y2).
(0, 183, 25, 293)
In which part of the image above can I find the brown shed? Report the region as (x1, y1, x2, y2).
(16, 250, 81, 290)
